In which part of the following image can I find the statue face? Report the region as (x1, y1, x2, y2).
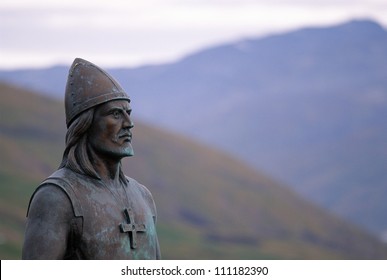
(88, 100, 134, 159)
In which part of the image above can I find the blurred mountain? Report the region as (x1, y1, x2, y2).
(2, 82, 387, 259)
(1, 19, 387, 239)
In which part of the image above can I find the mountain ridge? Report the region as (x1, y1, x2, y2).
(1, 19, 387, 238)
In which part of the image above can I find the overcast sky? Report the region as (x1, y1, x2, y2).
(1, 0, 386, 69)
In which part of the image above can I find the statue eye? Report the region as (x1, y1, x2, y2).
(112, 110, 121, 119)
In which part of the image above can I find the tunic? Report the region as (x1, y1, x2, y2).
(26, 167, 161, 259)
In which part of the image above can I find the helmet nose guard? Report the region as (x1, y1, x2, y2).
(65, 58, 130, 127)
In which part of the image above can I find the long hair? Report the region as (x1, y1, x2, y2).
(59, 107, 126, 183)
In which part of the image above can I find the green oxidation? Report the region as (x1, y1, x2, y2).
(122, 217, 157, 260)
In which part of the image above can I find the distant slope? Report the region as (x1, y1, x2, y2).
(0, 83, 66, 259)
(142, 19, 387, 237)
(118, 19, 387, 238)
(3, 19, 385, 237)
(1, 82, 387, 259)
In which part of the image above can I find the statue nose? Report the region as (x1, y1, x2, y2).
(123, 112, 134, 129)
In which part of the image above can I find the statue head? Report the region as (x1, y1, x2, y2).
(60, 58, 133, 182)
(65, 58, 130, 128)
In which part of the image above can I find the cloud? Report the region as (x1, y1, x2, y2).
(1, 0, 386, 69)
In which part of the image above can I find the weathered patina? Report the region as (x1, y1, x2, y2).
(22, 58, 161, 259)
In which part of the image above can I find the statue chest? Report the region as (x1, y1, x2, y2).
(71, 182, 158, 259)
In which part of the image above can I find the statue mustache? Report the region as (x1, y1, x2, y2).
(117, 130, 132, 139)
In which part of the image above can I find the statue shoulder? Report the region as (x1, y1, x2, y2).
(125, 176, 157, 213)
(125, 176, 153, 197)
(23, 169, 84, 259)
(27, 182, 74, 219)
(27, 168, 83, 217)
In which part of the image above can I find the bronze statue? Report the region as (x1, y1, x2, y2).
(22, 58, 161, 259)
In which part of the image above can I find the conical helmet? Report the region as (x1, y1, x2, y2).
(65, 58, 130, 127)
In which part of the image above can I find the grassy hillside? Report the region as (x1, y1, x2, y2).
(2, 20, 387, 237)
(112, 19, 387, 236)
(1, 82, 387, 259)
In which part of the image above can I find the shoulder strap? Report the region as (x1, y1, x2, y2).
(44, 177, 83, 217)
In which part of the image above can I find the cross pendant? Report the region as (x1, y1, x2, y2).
(119, 208, 146, 249)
